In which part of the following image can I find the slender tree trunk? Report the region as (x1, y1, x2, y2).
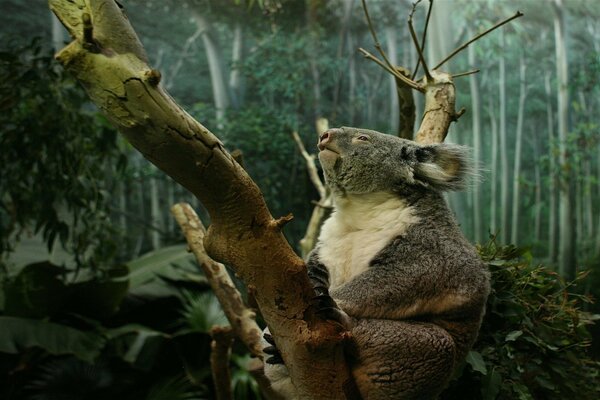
(488, 97, 498, 237)
(347, 32, 357, 125)
(51, 11, 65, 51)
(534, 147, 542, 243)
(149, 172, 162, 250)
(118, 181, 128, 258)
(307, 0, 322, 119)
(499, 31, 510, 243)
(229, 22, 244, 109)
(577, 91, 594, 242)
(385, 26, 399, 134)
(510, 56, 527, 245)
(331, 0, 355, 119)
(167, 178, 176, 237)
(553, 0, 576, 278)
(545, 71, 558, 263)
(192, 11, 230, 125)
(468, 31, 482, 243)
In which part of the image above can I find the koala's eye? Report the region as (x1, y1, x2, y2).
(357, 135, 369, 141)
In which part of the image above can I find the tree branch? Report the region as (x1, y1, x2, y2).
(358, 48, 422, 91)
(292, 131, 326, 199)
(411, 0, 434, 79)
(408, 2, 432, 81)
(433, 11, 524, 70)
(49, 1, 352, 397)
(414, 71, 457, 144)
(171, 203, 263, 357)
(210, 326, 235, 400)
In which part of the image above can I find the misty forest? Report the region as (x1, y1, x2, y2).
(1, 0, 600, 399)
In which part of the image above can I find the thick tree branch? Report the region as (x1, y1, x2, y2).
(49, 1, 352, 397)
(171, 203, 263, 357)
(415, 71, 458, 144)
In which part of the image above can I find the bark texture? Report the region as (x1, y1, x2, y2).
(49, 1, 352, 398)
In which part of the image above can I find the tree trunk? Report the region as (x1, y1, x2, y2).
(229, 22, 244, 109)
(553, 0, 576, 278)
(533, 133, 542, 243)
(498, 30, 510, 244)
(385, 26, 399, 134)
(51, 11, 65, 51)
(544, 71, 558, 263)
(49, 1, 353, 397)
(510, 56, 527, 245)
(347, 32, 357, 125)
(488, 97, 498, 236)
(192, 11, 230, 125)
(468, 30, 482, 243)
(149, 172, 163, 250)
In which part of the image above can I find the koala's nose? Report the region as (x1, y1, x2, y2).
(318, 128, 339, 150)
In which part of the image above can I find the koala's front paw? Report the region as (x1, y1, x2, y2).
(263, 332, 284, 365)
(312, 292, 353, 330)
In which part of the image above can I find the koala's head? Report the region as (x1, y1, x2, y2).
(317, 127, 472, 195)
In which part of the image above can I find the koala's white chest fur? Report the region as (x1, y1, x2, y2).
(318, 192, 419, 289)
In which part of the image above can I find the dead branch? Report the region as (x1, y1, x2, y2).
(292, 131, 326, 198)
(411, 0, 434, 79)
(433, 11, 524, 70)
(171, 203, 263, 357)
(49, 1, 352, 397)
(360, 0, 395, 72)
(408, 5, 432, 81)
(210, 326, 235, 400)
(358, 47, 422, 91)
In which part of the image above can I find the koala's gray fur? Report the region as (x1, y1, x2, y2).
(263, 127, 490, 400)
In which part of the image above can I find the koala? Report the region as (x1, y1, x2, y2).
(263, 127, 490, 399)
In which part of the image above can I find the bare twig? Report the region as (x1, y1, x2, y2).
(433, 11, 524, 70)
(358, 48, 422, 91)
(210, 326, 234, 400)
(171, 203, 264, 358)
(360, 0, 396, 72)
(411, 0, 434, 79)
(452, 69, 480, 78)
(292, 131, 326, 198)
(408, 15, 432, 80)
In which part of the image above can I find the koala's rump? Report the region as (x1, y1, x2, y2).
(349, 319, 455, 400)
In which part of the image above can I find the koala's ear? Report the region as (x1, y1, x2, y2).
(413, 144, 473, 191)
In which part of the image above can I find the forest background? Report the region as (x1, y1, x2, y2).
(1, 0, 599, 399)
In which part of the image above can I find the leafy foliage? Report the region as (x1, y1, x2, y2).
(442, 239, 600, 400)
(0, 38, 126, 269)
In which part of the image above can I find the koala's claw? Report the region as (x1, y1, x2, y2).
(312, 293, 352, 329)
(263, 332, 284, 365)
(263, 332, 275, 345)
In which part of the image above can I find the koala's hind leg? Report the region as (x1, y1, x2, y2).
(349, 319, 456, 400)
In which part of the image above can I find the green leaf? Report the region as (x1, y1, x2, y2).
(106, 324, 168, 369)
(481, 368, 502, 400)
(466, 350, 487, 375)
(127, 245, 197, 288)
(0, 316, 104, 362)
(505, 330, 523, 342)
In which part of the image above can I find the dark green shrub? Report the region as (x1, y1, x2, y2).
(442, 239, 600, 399)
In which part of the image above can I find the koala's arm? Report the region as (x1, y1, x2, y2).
(332, 248, 484, 323)
(306, 249, 330, 295)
